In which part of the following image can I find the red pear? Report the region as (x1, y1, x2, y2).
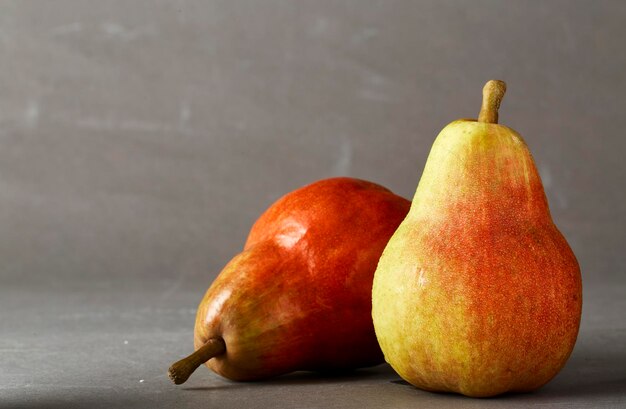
(372, 81, 582, 397)
(169, 177, 410, 383)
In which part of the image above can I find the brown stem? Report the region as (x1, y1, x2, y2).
(477, 80, 507, 124)
(168, 337, 226, 385)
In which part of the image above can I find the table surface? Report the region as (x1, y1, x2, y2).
(2, 278, 625, 409)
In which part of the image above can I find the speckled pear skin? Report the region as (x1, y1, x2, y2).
(372, 120, 582, 397)
(194, 177, 410, 381)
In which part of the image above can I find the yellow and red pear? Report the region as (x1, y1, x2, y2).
(372, 80, 582, 397)
(169, 177, 410, 383)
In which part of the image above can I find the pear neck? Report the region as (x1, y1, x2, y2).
(411, 121, 550, 223)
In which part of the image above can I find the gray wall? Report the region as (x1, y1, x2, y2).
(2, 0, 624, 296)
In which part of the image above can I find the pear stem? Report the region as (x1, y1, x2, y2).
(477, 80, 507, 124)
(168, 337, 226, 385)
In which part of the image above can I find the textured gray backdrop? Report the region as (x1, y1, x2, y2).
(1, 1, 625, 408)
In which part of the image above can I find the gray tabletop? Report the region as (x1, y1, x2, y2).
(2, 1, 625, 408)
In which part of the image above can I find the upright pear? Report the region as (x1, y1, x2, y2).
(169, 177, 410, 383)
(372, 80, 582, 397)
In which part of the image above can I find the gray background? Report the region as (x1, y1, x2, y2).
(1, 1, 625, 408)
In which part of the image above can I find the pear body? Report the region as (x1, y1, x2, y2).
(372, 120, 582, 397)
(195, 177, 410, 380)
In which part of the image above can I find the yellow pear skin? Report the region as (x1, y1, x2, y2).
(372, 81, 582, 398)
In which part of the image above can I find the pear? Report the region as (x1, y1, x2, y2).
(169, 177, 410, 384)
(372, 81, 582, 397)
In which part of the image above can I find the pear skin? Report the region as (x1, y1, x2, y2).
(170, 177, 410, 383)
(372, 81, 582, 398)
